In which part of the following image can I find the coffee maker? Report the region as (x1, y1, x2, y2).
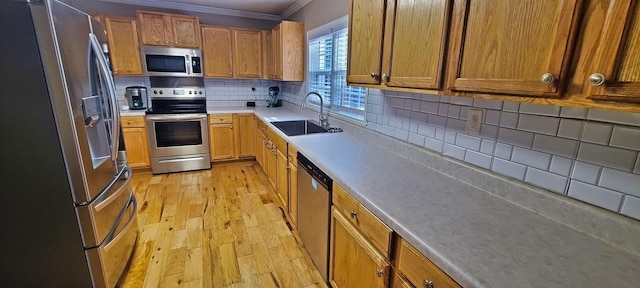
(125, 86, 148, 110)
(267, 86, 281, 107)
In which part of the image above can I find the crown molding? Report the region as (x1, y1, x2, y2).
(99, 0, 283, 21)
(280, 0, 312, 19)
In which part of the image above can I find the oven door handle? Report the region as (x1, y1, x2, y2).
(146, 114, 207, 121)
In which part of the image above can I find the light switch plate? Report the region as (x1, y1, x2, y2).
(466, 109, 483, 133)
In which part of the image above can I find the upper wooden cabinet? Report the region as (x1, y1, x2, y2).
(446, 0, 582, 97)
(137, 11, 201, 48)
(101, 16, 143, 75)
(586, 0, 640, 103)
(232, 29, 264, 78)
(266, 21, 305, 81)
(347, 0, 386, 85)
(202, 26, 234, 78)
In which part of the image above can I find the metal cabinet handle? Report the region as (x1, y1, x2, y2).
(381, 73, 388, 81)
(376, 269, 384, 277)
(588, 73, 606, 87)
(165, 40, 169, 44)
(219, 118, 224, 121)
(423, 280, 435, 288)
(229, 72, 233, 75)
(127, 120, 132, 124)
(349, 211, 357, 218)
(229, 125, 233, 129)
(370, 72, 378, 79)
(540, 73, 555, 85)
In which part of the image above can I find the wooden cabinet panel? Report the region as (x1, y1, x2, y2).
(347, 0, 386, 84)
(232, 29, 263, 78)
(255, 127, 266, 169)
(234, 114, 254, 158)
(333, 183, 393, 258)
(265, 140, 276, 190)
(202, 26, 233, 78)
(209, 124, 235, 161)
(209, 113, 233, 124)
(104, 17, 142, 75)
(121, 116, 150, 169)
(396, 238, 461, 288)
(330, 208, 390, 288)
(587, 0, 640, 103)
(171, 15, 200, 48)
(121, 116, 146, 128)
(137, 11, 171, 46)
(276, 148, 289, 210)
(386, 0, 451, 89)
(288, 162, 297, 227)
(391, 273, 414, 288)
(447, 0, 582, 97)
(265, 21, 304, 81)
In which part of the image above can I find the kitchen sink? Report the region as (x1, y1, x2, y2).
(271, 120, 329, 136)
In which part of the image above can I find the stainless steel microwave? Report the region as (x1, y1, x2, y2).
(140, 46, 203, 77)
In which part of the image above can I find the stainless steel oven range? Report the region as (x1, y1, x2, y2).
(145, 77, 210, 174)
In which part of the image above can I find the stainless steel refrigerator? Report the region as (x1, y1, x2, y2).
(0, 1, 138, 287)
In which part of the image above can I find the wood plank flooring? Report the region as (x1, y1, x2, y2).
(118, 162, 327, 288)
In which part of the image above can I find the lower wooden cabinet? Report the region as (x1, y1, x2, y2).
(209, 123, 235, 161)
(330, 207, 390, 288)
(209, 113, 255, 161)
(121, 116, 150, 169)
(395, 238, 461, 288)
(234, 113, 254, 158)
(288, 145, 298, 227)
(276, 147, 288, 210)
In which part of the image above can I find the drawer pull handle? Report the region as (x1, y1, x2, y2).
(588, 73, 606, 87)
(540, 72, 555, 85)
(424, 280, 435, 288)
(349, 211, 357, 218)
(127, 120, 132, 124)
(376, 269, 384, 277)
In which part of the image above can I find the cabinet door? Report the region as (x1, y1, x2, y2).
(137, 11, 171, 46)
(202, 26, 233, 78)
(281, 21, 305, 81)
(235, 114, 255, 158)
(255, 128, 266, 170)
(232, 29, 263, 78)
(209, 124, 235, 161)
(276, 149, 289, 210)
(122, 127, 150, 168)
(104, 17, 142, 75)
(347, 0, 386, 84)
(330, 208, 390, 288)
(386, 0, 451, 90)
(587, 0, 640, 103)
(447, 0, 581, 97)
(266, 30, 276, 79)
(171, 15, 201, 48)
(272, 24, 284, 80)
(288, 162, 297, 227)
(264, 140, 277, 190)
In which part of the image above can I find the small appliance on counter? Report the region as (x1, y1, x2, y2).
(267, 86, 281, 107)
(125, 86, 148, 110)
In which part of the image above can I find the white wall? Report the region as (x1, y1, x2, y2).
(285, 0, 348, 31)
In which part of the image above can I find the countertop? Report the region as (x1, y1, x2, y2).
(128, 106, 640, 287)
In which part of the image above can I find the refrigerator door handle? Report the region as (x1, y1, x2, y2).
(89, 33, 120, 162)
(75, 165, 129, 207)
(86, 195, 137, 250)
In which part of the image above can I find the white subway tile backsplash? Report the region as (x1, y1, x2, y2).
(560, 106, 588, 119)
(435, 128, 445, 140)
(459, 106, 471, 120)
(519, 103, 561, 116)
(394, 128, 409, 141)
(448, 105, 461, 118)
(485, 110, 501, 126)
(456, 134, 482, 151)
(439, 95, 451, 103)
(398, 108, 412, 119)
(420, 101, 439, 114)
(610, 125, 640, 150)
(428, 114, 448, 128)
(418, 124, 436, 138)
(557, 119, 583, 140)
(424, 138, 444, 153)
(512, 147, 552, 170)
(499, 112, 519, 128)
(577, 143, 637, 171)
(581, 122, 613, 145)
(408, 133, 426, 147)
(409, 122, 419, 133)
(502, 101, 520, 112)
(550, 156, 573, 177)
(587, 109, 640, 127)
(480, 139, 495, 155)
(599, 168, 640, 197)
(621, 196, 640, 220)
(443, 143, 465, 160)
(495, 143, 513, 160)
(571, 161, 601, 184)
(492, 158, 527, 180)
(480, 125, 500, 140)
(422, 94, 440, 102)
(532, 134, 579, 158)
(411, 111, 429, 123)
(525, 168, 568, 194)
(438, 103, 450, 116)
(498, 128, 535, 148)
(445, 131, 457, 144)
(517, 114, 560, 135)
(568, 180, 624, 212)
(446, 118, 467, 132)
(473, 98, 503, 110)
(464, 150, 492, 169)
(449, 97, 474, 106)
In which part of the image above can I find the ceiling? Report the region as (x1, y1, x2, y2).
(100, 0, 312, 20)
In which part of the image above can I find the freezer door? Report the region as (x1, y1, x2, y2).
(48, 0, 121, 203)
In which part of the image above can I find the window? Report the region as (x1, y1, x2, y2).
(307, 16, 367, 121)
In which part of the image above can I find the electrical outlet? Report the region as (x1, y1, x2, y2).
(466, 109, 483, 133)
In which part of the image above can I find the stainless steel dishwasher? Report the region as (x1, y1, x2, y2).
(297, 152, 332, 282)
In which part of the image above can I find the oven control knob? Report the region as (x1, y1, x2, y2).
(189, 91, 192, 94)
(159, 90, 163, 95)
(153, 90, 157, 94)
(199, 91, 202, 95)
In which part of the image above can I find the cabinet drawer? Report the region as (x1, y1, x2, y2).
(121, 116, 145, 128)
(209, 113, 233, 124)
(267, 127, 287, 153)
(397, 239, 461, 288)
(333, 183, 393, 258)
(288, 145, 297, 166)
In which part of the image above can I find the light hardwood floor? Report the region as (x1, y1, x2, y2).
(118, 162, 328, 288)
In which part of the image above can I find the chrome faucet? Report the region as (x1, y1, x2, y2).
(301, 91, 330, 129)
